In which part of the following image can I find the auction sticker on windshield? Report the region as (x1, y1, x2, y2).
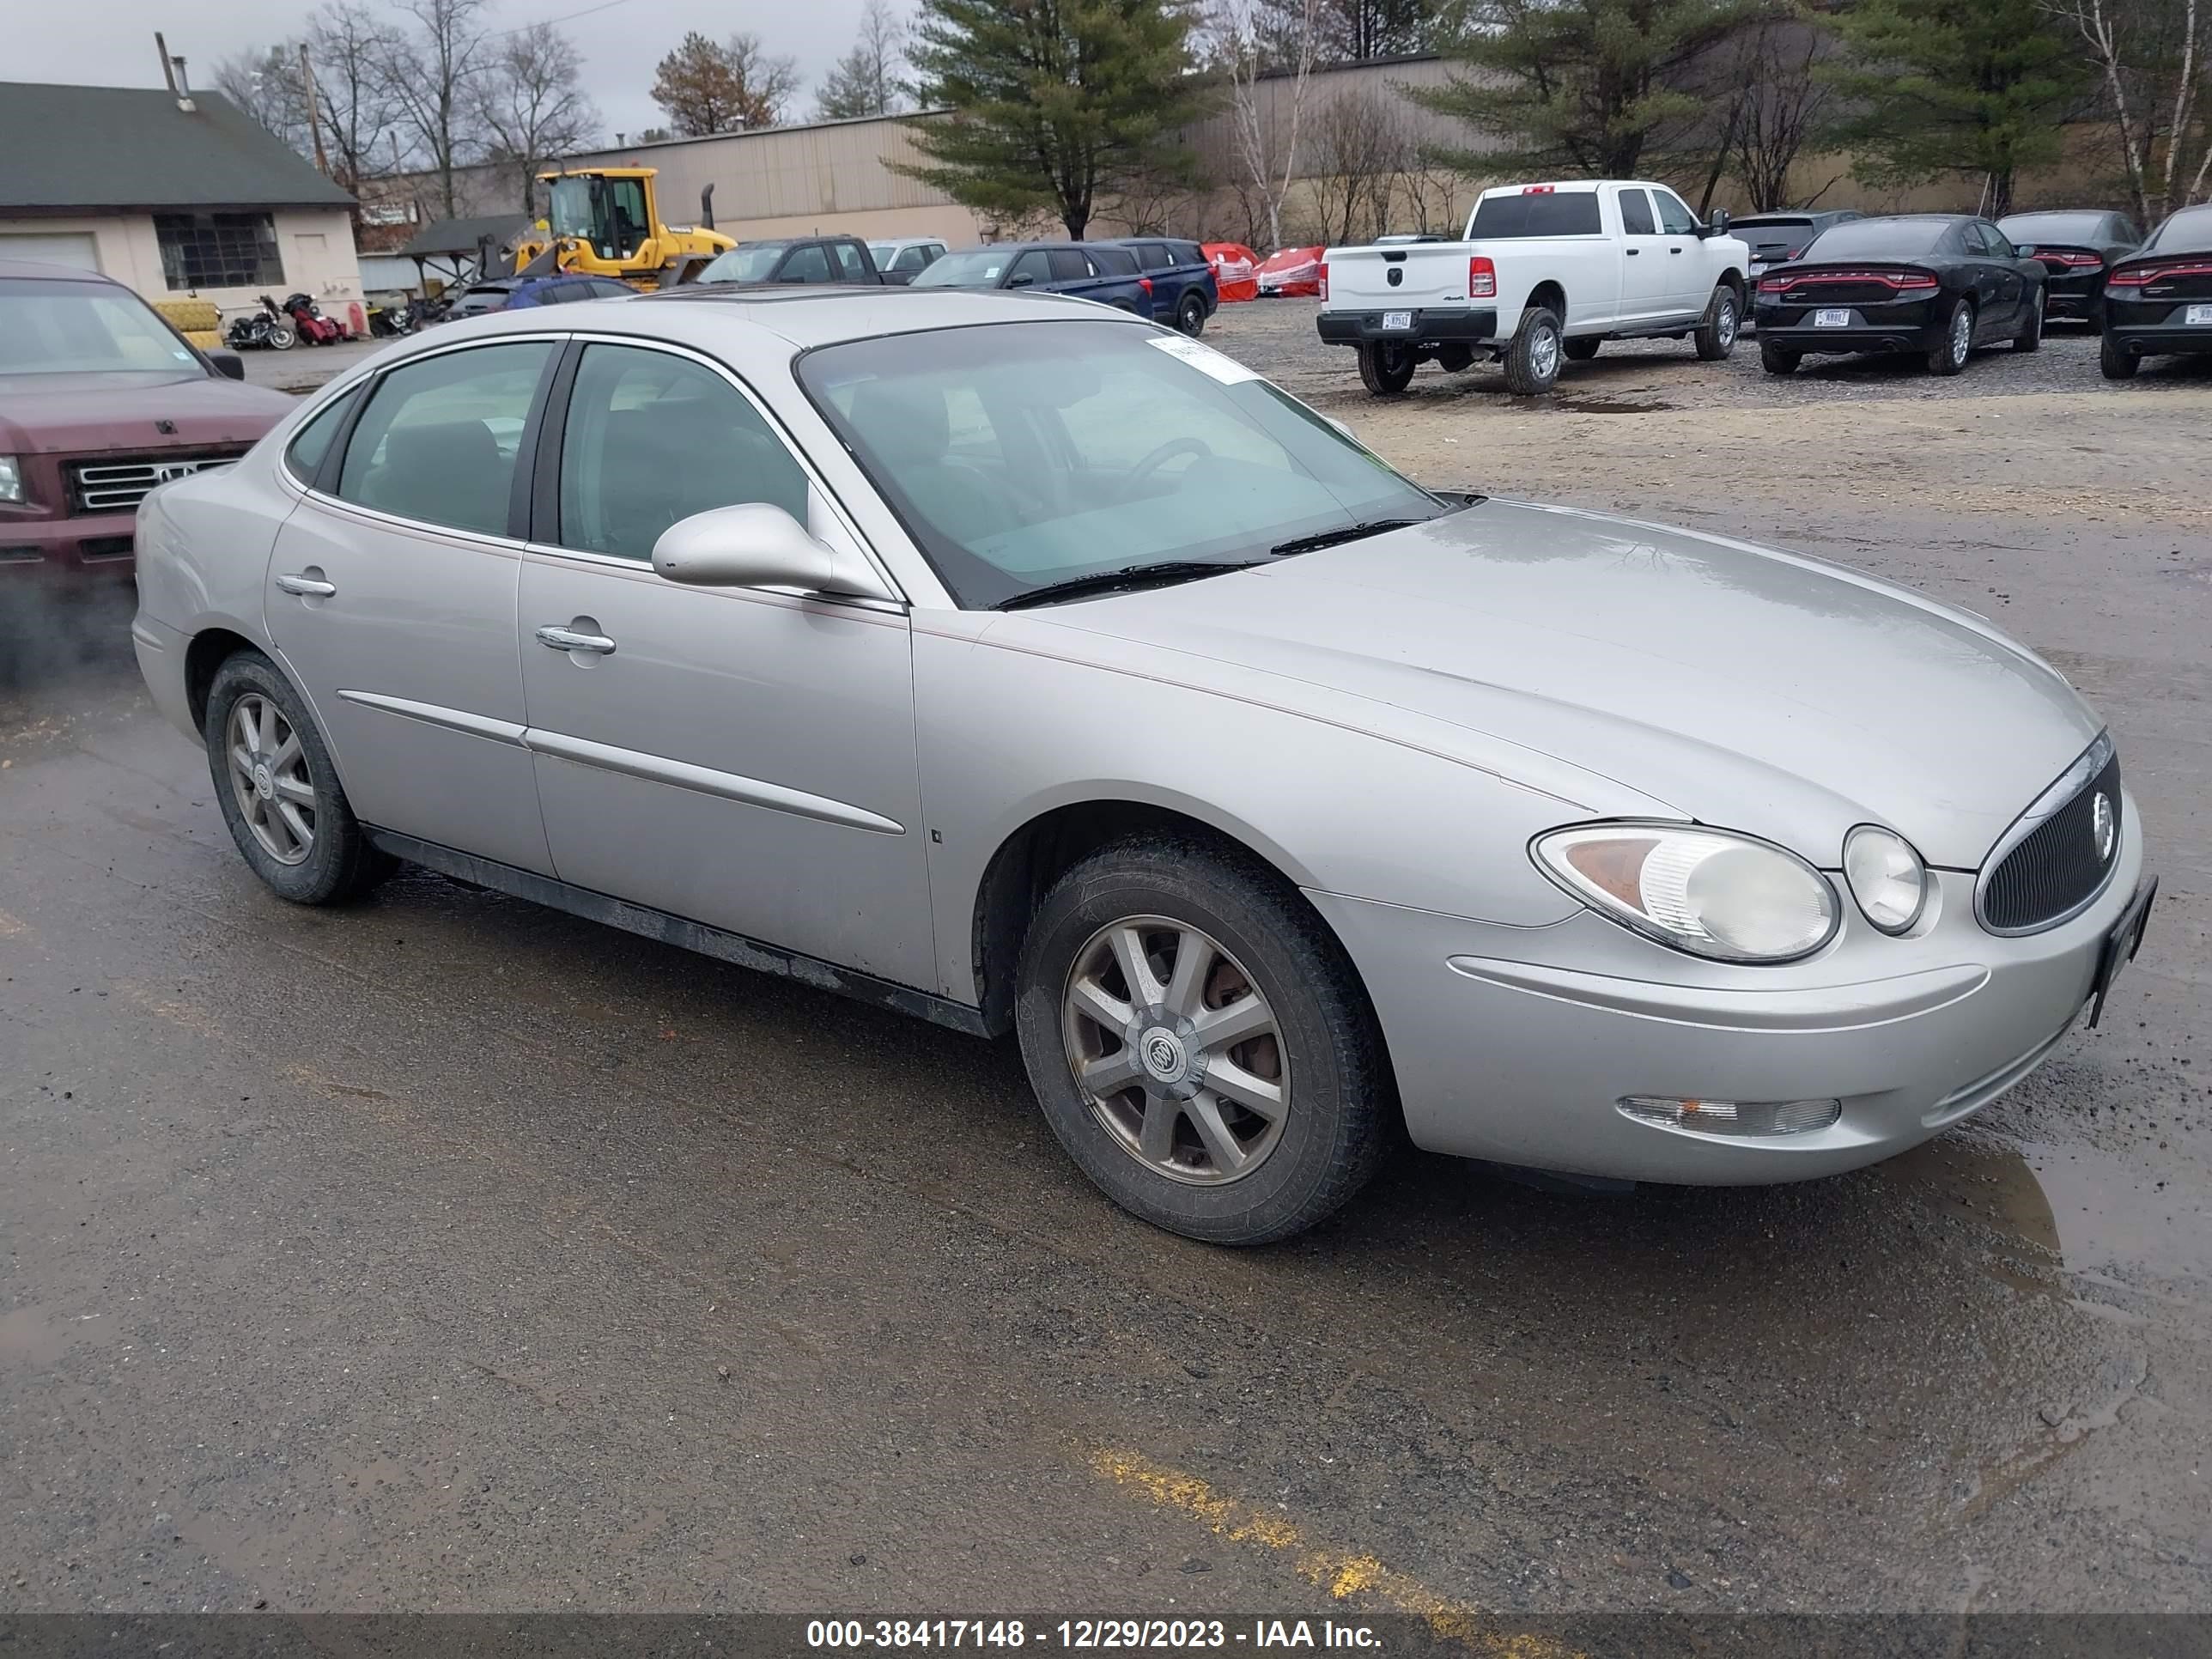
(1146, 334, 1260, 384)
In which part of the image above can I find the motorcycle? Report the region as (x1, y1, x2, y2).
(365, 299, 416, 337)
(224, 295, 296, 351)
(281, 291, 349, 345)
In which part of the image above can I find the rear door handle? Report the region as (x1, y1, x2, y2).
(536, 624, 617, 655)
(275, 572, 336, 597)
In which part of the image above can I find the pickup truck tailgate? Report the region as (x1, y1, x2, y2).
(1327, 246, 1468, 307)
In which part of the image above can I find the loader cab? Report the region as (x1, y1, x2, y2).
(545, 173, 651, 262)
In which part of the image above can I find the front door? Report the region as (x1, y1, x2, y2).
(1615, 187, 1672, 325)
(1650, 187, 1706, 314)
(516, 338, 933, 987)
(264, 336, 559, 874)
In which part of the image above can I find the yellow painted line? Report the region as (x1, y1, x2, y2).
(1089, 1449, 1584, 1658)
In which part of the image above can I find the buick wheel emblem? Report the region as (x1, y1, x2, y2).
(2091, 793, 2116, 861)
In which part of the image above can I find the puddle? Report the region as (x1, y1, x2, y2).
(1551, 397, 1675, 416)
(1881, 1135, 2212, 1287)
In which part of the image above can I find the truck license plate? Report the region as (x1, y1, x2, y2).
(1814, 308, 1851, 327)
(2188, 305, 2212, 325)
(1381, 311, 1412, 331)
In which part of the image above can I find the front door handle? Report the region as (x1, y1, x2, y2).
(1626, 247, 1641, 256)
(276, 572, 336, 597)
(1668, 246, 1684, 255)
(536, 624, 617, 655)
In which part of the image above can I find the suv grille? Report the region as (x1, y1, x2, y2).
(1980, 738, 2122, 934)
(66, 452, 245, 515)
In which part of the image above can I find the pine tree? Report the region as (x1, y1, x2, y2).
(1823, 0, 2085, 217)
(902, 0, 1211, 238)
(1410, 0, 1763, 179)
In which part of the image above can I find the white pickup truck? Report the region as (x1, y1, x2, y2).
(1316, 179, 1751, 395)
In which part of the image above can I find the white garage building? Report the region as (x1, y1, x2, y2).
(0, 80, 364, 320)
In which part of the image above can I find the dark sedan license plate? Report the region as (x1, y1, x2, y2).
(2086, 876, 2157, 1028)
(1814, 307, 1851, 327)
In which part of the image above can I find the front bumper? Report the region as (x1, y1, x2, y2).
(1318, 307, 1498, 346)
(0, 507, 139, 582)
(1307, 807, 2146, 1184)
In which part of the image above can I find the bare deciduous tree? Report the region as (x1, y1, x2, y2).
(380, 0, 494, 217)
(1209, 0, 1322, 249)
(476, 23, 601, 212)
(315, 5, 410, 197)
(1310, 86, 1408, 244)
(2042, 0, 2209, 220)
(815, 0, 908, 120)
(216, 46, 311, 151)
(1728, 21, 1840, 212)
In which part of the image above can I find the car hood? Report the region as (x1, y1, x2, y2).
(0, 373, 295, 456)
(1024, 499, 2100, 869)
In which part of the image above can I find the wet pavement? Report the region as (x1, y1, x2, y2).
(2, 349, 2209, 1628)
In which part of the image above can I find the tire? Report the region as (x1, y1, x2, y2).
(1501, 307, 1564, 395)
(2100, 332, 2140, 380)
(204, 650, 392, 905)
(1693, 284, 1741, 360)
(1356, 341, 1415, 396)
(1759, 342, 1800, 375)
(1562, 337, 1601, 362)
(268, 324, 297, 351)
(1012, 836, 1393, 1245)
(1176, 291, 1207, 337)
(2014, 287, 2044, 351)
(1928, 299, 1972, 375)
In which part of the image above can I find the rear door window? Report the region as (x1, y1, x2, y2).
(1051, 248, 1095, 282)
(336, 340, 554, 537)
(831, 241, 869, 281)
(1618, 189, 1656, 235)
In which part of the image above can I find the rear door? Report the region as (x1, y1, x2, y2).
(264, 336, 560, 873)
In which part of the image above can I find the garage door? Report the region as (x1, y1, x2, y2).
(0, 232, 102, 271)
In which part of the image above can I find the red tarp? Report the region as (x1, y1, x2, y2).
(1255, 246, 1325, 297)
(1202, 242, 1260, 302)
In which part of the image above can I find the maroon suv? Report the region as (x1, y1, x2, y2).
(0, 259, 296, 584)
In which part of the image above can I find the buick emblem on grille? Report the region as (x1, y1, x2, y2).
(2092, 792, 2116, 861)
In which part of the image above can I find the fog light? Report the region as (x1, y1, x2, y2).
(1617, 1095, 1842, 1137)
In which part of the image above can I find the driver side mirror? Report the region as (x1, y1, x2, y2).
(653, 501, 897, 603)
(208, 349, 245, 381)
(2014, 244, 2038, 258)
(1703, 209, 1730, 237)
(1006, 271, 1034, 288)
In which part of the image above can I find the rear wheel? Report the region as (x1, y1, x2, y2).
(1013, 837, 1392, 1245)
(1357, 341, 1416, 396)
(1176, 291, 1207, 337)
(1501, 307, 1564, 395)
(2100, 332, 2139, 379)
(1928, 299, 1972, 375)
(2014, 286, 2045, 351)
(204, 651, 392, 905)
(1562, 337, 1601, 362)
(1693, 284, 1741, 360)
(1759, 342, 1800, 375)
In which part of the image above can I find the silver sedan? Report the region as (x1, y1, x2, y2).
(131, 287, 2154, 1244)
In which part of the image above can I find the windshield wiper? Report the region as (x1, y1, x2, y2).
(1268, 517, 1427, 556)
(996, 561, 1266, 611)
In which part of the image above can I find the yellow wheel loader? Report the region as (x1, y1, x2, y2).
(510, 167, 735, 289)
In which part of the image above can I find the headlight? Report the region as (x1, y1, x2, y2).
(1533, 822, 1838, 963)
(0, 456, 21, 504)
(1842, 824, 1928, 933)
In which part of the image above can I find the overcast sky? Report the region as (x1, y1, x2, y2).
(11, 0, 899, 146)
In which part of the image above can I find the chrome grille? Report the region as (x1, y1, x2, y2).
(66, 453, 242, 514)
(1979, 737, 2122, 935)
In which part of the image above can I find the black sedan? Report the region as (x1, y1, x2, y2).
(2100, 204, 2212, 379)
(1997, 208, 2143, 325)
(1754, 214, 2047, 376)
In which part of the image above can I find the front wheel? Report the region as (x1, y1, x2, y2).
(2014, 287, 2045, 351)
(204, 651, 392, 905)
(1694, 284, 1741, 360)
(1759, 342, 1800, 375)
(1501, 307, 1564, 395)
(1928, 299, 1972, 375)
(2100, 332, 2140, 379)
(1176, 291, 1207, 337)
(267, 324, 297, 351)
(1357, 341, 1415, 396)
(1013, 838, 1392, 1245)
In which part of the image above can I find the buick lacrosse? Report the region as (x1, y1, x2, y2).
(131, 288, 2153, 1244)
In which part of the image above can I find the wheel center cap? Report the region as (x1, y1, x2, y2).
(1139, 1026, 1189, 1084)
(252, 763, 275, 800)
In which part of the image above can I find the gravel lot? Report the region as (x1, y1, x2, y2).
(4, 289, 2209, 1632)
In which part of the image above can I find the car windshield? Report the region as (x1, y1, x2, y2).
(2000, 211, 2107, 242)
(0, 277, 207, 380)
(910, 250, 1013, 287)
(798, 319, 1442, 609)
(700, 245, 791, 283)
(1802, 219, 1952, 258)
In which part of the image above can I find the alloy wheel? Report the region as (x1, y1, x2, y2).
(1060, 915, 1288, 1185)
(227, 693, 316, 866)
(1949, 306, 1972, 366)
(1529, 323, 1560, 382)
(1717, 295, 1738, 348)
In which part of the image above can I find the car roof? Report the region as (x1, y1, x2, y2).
(0, 258, 120, 284)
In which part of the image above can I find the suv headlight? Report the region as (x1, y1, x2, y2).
(1533, 822, 1838, 963)
(0, 456, 21, 503)
(1842, 824, 1928, 933)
